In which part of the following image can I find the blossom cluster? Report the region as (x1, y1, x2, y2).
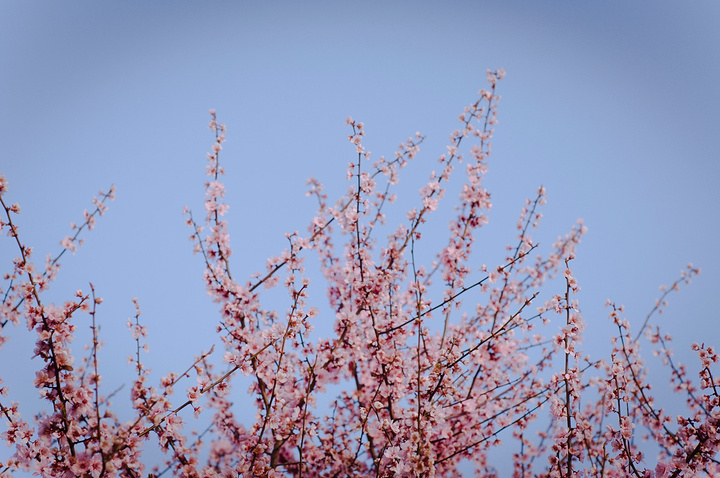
(1, 69, 718, 477)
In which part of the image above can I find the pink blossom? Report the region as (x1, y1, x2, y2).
(1, 73, 716, 478)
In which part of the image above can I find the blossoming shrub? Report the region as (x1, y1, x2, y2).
(1, 70, 717, 477)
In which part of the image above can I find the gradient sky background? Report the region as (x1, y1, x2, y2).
(1, 1, 719, 474)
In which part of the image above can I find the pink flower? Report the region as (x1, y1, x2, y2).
(60, 236, 77, 253)
(654, 461, 669, 478)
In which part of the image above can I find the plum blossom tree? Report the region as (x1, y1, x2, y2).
(1, 70, 717, 477)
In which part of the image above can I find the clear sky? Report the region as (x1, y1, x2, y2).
(1, 1, 719, 473)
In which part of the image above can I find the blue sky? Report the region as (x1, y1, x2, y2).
(1, 1, 719, 472)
